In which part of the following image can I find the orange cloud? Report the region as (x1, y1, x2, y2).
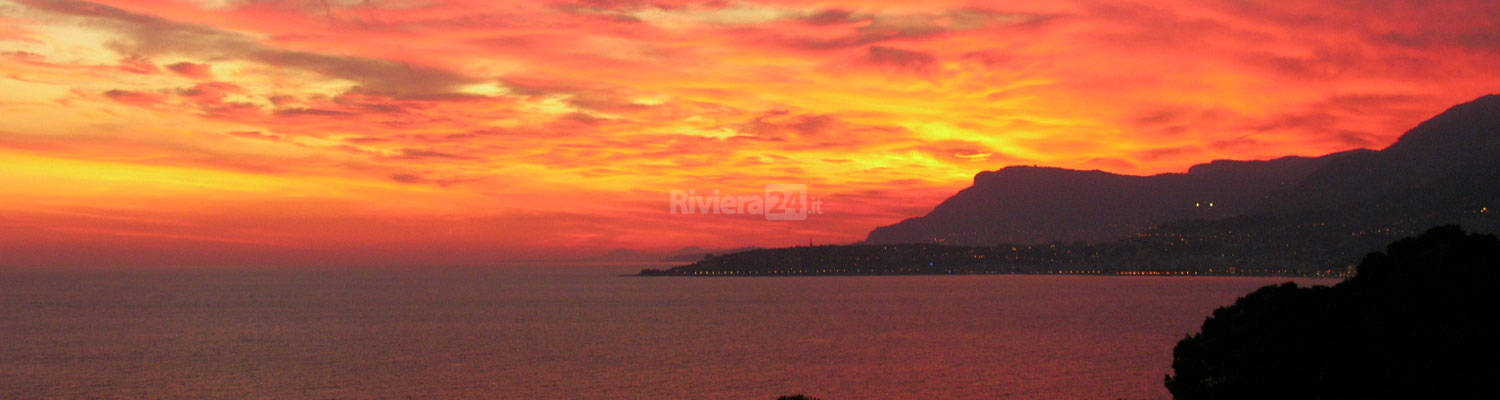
(1, 0, 1498, 266)
(165, 62, 213, 79)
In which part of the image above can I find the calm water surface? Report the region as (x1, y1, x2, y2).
(0, 266, 1335, 399)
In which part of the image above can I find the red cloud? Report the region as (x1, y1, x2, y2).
(166, 62, 213, 79)
(116, 55, 158, 74)
(3, 0, 1500, 266)
(103, 89, 167, 107)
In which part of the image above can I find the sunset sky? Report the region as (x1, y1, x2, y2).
(2, 0, 1498, 267)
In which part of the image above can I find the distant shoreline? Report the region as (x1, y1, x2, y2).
(633, 269, 1347, 279)
(636, 242, 1356, 279)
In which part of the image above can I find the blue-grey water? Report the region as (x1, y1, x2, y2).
(0, 266, 1335, 399)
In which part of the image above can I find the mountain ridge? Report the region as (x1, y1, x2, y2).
(867, 94, 1500, 246)
(865, 153, 1345, 245)
(642, 94, 1500, 277)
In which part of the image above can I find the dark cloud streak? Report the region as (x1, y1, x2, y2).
(18, 0, 478, 96)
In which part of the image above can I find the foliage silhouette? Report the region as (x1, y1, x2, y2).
(1165, 225, 1500, 399)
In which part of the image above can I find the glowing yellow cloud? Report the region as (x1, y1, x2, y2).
(1, 0, 1497, 266)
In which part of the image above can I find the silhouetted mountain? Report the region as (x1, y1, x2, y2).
(1255, 94, 1500, 217)
(867, 94, 1500, 246)
(865, 155, 1341, 245)
(641, 95, 1500, 277)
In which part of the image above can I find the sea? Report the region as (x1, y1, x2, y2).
(0, 265, 1337, 400)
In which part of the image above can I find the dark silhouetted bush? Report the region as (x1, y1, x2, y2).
(1165, 226, 1500, 399)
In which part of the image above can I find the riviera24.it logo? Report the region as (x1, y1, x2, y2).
(669, 184, 824, 221)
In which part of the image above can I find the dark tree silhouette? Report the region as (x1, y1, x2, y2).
(1165, 226, 1500, 399)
